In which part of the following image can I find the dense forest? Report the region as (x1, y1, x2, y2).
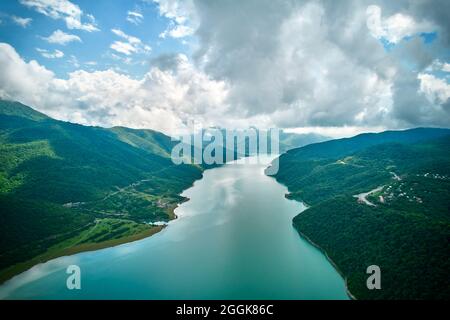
(0, 99, 204, 281)
(271, 129, 450, 299)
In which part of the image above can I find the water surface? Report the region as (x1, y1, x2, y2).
(0, 156, 348, 299)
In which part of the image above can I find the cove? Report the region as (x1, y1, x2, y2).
(0, 155, 349, 300)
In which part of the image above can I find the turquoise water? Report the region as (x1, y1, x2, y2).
(0, 156, 348, 299)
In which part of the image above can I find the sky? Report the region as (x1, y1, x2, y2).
(0, 0, 449, 137)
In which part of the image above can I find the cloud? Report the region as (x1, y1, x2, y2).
(11, 15, 32, 28)
(153, 0, 196, 38)
(428, 60, 450, 73)
(0, 43, 228, 135)
(418, 73, 450, 104)
(366, 5, 435, 44)
(19, 0, 99, 32)
(36, 48, 64, 59)
(110, 29, 151, 55)
(3, 1, 450, 133)
(160, 23, 194, 39)
(110, 41, 137, 56)
(187, 0, 450, 129)
(43, 29, 81, 45)
(127, 11, 143, 25)
(0, 43, 54, 103)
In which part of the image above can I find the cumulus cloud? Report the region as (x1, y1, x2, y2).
(187, 0, 449, 129)
(154, 0, 196, 38)
(36, 48, 64, 59)
(19, 0, 99, 32)
(127, 11, 143, 25)
(11, 15, 32, 28)
(191, 1, 393, 128)
(443, 63, 450, 72)
(0, 43, 229, 135)
(43, 29, 81, 45)
(418, 73, 450, 104)
(0, 43, 54, 102)
(160, 24, 194, 39)
(366, 5, 435, 44)
(3, 0, 450, 133)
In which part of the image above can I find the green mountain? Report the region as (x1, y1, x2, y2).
(270, 128, 450, 299)
(0, 100, 203, 282)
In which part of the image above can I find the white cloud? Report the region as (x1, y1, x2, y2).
(110, 41, 137, 56)
(111, 28, 141, 44)
(366, 5, 435, 44)
(418, 73, 450, 104)
(127, 11, 143, 25)
(11, 15, 32, 28)
(36, 48, 64, 59)
(110, 29, 151, 56)
(285, 126, 386, 139)
(425, 60, 450, 73)
(0, 43, 55, 103)
(159, 23, 194, 39)
(0, 43, 228, 135)
(19, 0, 99, 32)
(153, 0, 196, 39)
(43, 29, 81, 45)
(443, 63, 450, 73)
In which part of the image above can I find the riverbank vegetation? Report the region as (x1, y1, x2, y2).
(272, 128, 450, 299)
(0, 100, 203, 283)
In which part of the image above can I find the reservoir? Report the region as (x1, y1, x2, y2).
(0, 155, 348, 299)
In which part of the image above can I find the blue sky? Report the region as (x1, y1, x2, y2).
(0, 0, 192, 78)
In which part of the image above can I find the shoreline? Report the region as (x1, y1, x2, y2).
(293, 225, 357, 300)
(266, 161, 355, 300)
(0, 225, 165, 286)
(0, 174, 203, 287)
(265, 159, 354, 300)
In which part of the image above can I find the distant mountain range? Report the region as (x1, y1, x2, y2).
(269, 127, 450, 299)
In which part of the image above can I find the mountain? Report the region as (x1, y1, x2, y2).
(0, 100, 203, 282)
(278, 131, 329, 152)
(269, 128, 450, 299)
(189, 128, 329, 160)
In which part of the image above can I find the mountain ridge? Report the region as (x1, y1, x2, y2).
(271, 128, 450, 299)
(0, 99, 203, 283)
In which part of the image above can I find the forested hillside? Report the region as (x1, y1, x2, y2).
(0, 100, 203, 282)
(270, 129, 450, 299)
